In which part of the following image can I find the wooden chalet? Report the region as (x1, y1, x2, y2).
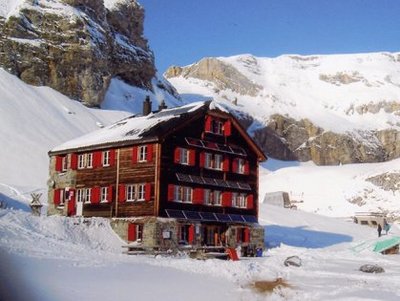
(48, 99, 267, 254)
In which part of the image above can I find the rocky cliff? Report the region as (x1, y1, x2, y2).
(0, 0, 156, 107)
(166, 53, 400, 165)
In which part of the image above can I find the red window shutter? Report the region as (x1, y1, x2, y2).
(91, 186, 100, 204)
(232, 158, 238, 173)
(147, 144, 153, 162)
(118, 184, 126, 203)
(174, 148, 180, 164)
(55, 156, 63, 172)
(199, 152, 205, 168)
(193, 188, 203, 205)
(244, 161, 250, 175)
(145, 183, 152, 201)
(93, 152, 101, 168)
(224, 120, 232, 136)
(108, 185, 114, 203)
(222, 192, 232, 207)
(132, 147, 138, 164)
(188, 225, 195, 244)
(223, 157, 230, 172)
(247, 194, 254, 209)
(205, 115, 212, 132)
(54, 189, 61, 205)
(128, 224, 137, 241)
(67, 199, 76, 216)
(188, 150, 196, 166)
(167, 184, 174, 201)
(244, 228, 250, 243)
(70, 153, 78, 170)
(109, 149, 116, 166)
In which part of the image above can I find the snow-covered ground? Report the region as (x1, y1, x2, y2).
(1, 190, 400, 301)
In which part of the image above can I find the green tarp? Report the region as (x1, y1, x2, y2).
(373, 236, 400, 253)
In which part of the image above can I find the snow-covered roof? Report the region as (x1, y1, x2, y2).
(50, 101, 208, 153)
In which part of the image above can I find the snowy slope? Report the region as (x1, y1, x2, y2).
(261, 158, 400, 218)
(168, 52, 400, 133)
(1, 194, 400, 301)
(0, 68, 130, 190)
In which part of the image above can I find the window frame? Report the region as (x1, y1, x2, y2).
(126, 184, 137, 202)
(212, 120, 224, 135)
(61, 156, 68, 172)
(138, 145, 148, 162)
(78, 154, 86, 169)
(100, 187, 108, 203)
(179, 148, 189, 165)
(86, 153, 93, 169)
(102, 151, 110, 167)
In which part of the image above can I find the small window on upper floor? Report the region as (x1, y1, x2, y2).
(102, 151, 110, 167)
(212, 120, 224, 135)
(138, 145, 148, 162)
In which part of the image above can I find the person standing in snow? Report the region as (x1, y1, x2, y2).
(383, 220, 390, 235)
(377, 224, 382, 237)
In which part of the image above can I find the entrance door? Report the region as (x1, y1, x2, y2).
(76, 199, 83, 216)
(203, 225, 223, 246)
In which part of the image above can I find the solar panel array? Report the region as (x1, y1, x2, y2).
(165, 209, 257, 223)
(176, 173, 252, 191)
(185, 137, 247, 156)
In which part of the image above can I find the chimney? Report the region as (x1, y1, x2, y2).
(143, 95, 152, 116)
(158, 99, 168, 111)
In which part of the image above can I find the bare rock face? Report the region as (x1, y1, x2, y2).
(0, 0, 156, 107)
(249, 114, 400, 165)
(165, 57, 262, 97)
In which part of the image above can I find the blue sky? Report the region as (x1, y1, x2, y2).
(139, 0, 400, 73)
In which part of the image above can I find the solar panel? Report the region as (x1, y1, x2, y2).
(237, 182, 252, 190)
(229, 214, 245, 223)
(203, 141, 218, 150)
(215, 213, 232, 222)
(165, 209, 186, 219)
(199, 212, 217, 221)
(230, 146, 247, 156)
(176, 173, 192, 183)
(216, 144, 231, 152)
(214, 179, 228, 187)
(227, 181, 240, 189)
(183, 211, 202, 220)
(203, 177, 216, 186)
(185, 137, 203, 147)
(242, 215, 258, 223)
(191, 176, 204, 184)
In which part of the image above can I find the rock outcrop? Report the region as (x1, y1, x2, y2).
(250, 114, 400, 165)
(165, 57, 262, 97)
(0, 0, 156, 107)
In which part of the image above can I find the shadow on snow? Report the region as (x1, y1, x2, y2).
(264, 224, 353, 249)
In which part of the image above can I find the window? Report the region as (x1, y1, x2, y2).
(138, 145, 147, 162)
(102, 151, 110, 167)
(78, 154, 85, 169)
(237, 158, 245, 174)
(204, 189, 212, 205)
(213, 191, 222, 206)
(204, 190, 222, 206)
(136, 224, 144, 241)
(180, 148, 189, 165)
(126, 184, 147, 202)
(84, 188, 91, 204)
(212, 120, 224, 135)
(214, 154, 223, 170)
(101, 187, 108, 203)
(86, 153, 93, 168)
(174, 186, 192, 203)
(126, 185, 136, 201)
(232, 192, 247, 208)
(137, 184, 146, 200)
(62, 156, 68, 171)
(59, 189, 65, 206)
(205, 152, 212, 169)
(203, 152, 223, 170)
